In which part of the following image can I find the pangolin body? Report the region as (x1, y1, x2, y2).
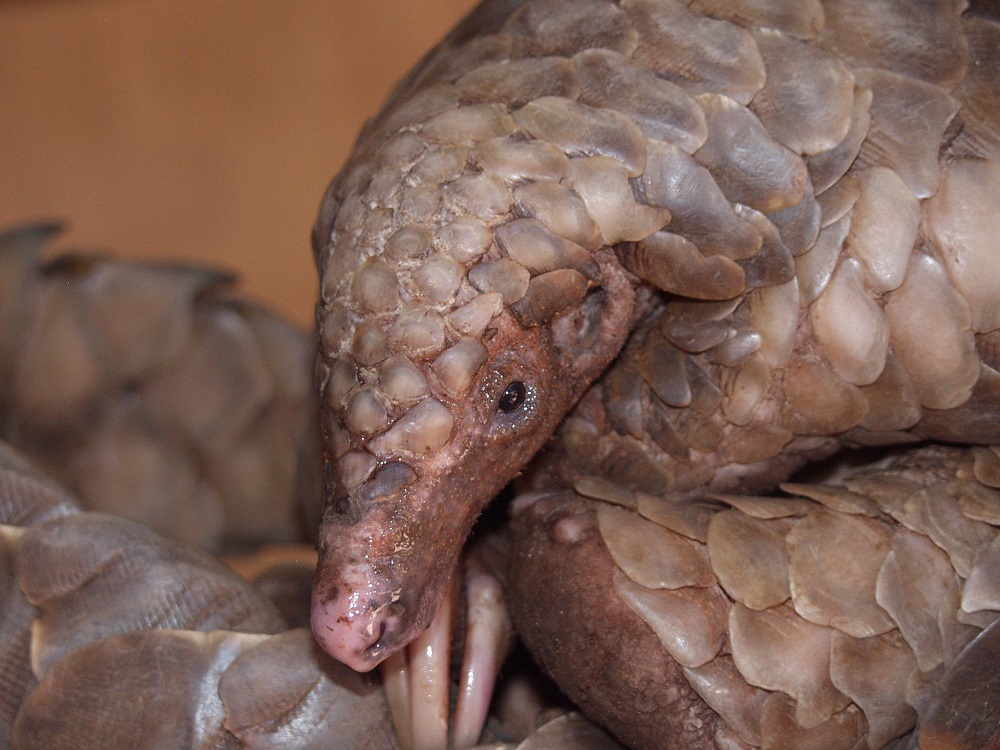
(309, 0, 1000, 746)
(311, 0, 1000, 676)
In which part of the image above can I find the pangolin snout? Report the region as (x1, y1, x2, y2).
(310, 520, 425, 672)
(311, 495, 460, 672)
(310, 577, 403, 672)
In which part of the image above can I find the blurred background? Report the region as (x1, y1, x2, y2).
(0, 0, 477, 328)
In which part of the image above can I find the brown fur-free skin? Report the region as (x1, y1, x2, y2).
(506, 491, 719, 750)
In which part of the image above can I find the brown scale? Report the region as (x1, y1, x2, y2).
(0, 225, 319, 553)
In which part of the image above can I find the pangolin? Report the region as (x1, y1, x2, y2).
(2, 245, 999, 749)
(311, 0, 1000, 666)
(308, 0, 1000, 745)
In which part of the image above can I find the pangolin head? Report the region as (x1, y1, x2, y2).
(308, 101, 649, 670)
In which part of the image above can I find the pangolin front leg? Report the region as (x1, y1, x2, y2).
(311, 0, 1000, 685)
(508, 445, 1000, 748)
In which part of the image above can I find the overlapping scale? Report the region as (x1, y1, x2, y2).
(947, 17, 1000, 162)
(301, 2, 1000, 748)
(625, 0, 766, 105)
(694, 93, 808, 213)
(566, 156, 670, 244)
(884, 253, 979, 411)
(573, 48, 708, 153)
(706, 510, 789, 610)
(578, 445, 1000, 749)
(641, 140, 762, 260)
(816, 0, 969, 89)
(851, 69, 959, 199)
(749, 28, 855, 156)
(504, 0, 638, 59)
(924, 158, 1000, 334)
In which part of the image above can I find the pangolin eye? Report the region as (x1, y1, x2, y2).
(497, 381, 527, 413)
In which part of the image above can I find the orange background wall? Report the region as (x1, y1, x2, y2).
(0, 0, 478, 328)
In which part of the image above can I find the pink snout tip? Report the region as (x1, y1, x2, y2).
(311, 589, 402, 672)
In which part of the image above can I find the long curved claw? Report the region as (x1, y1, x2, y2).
(920, 617, 1000, 749)
(382, 649, 415, 750)
(381, 558, 513, 750)
(454, 558, 513, 749)
(381, 574, 454, 750)
(409, 572, 455, 750)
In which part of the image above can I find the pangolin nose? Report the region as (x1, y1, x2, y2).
(311, 588, 398, 672)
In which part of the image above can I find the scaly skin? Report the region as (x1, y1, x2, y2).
(0, 223, 320, 554)
(508, 445, 1000, 748)
(311, 0, 1000, 676)
(0, 444, 403, 750)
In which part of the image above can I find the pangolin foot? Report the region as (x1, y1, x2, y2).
(380, 555, 513, 750)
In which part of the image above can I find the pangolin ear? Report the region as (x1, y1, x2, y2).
(550, 261, 638, 372)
